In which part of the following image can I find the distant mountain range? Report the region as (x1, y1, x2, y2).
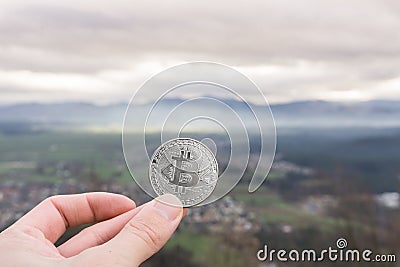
(0, 99, 399, 132)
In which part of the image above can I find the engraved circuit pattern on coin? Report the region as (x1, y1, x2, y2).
(149, 138, 218, 207)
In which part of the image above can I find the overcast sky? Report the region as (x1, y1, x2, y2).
(0, 0, 399, 104)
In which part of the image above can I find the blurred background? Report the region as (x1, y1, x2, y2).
(0, 0, 399, 266)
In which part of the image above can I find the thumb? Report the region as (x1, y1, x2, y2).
(76, 194, 183, 267)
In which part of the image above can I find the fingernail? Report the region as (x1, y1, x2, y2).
(153, 194, 182, 221)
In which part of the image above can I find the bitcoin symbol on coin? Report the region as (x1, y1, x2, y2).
(150, 138, 218, 207)
(169, 149, 199, 193)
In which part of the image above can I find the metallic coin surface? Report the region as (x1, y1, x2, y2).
(149, 138, 219, 207)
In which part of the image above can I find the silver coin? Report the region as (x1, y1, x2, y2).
(149, 138, 219, 207)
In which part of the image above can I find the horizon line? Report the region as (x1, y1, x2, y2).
(0, 98, 399, 108)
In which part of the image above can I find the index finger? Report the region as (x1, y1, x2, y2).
(12, 192, 136, 243)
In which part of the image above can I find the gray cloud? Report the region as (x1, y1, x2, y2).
(0, 0, 399, 103)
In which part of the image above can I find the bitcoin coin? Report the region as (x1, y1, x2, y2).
(149, 138, 219, 207)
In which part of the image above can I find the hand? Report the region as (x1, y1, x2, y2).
(0, 192, 184, 267)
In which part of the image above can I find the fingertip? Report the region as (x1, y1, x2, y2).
(155, 194, 183, 208)
(88, 192, 136, 208)
(117, 194, 137, 209)
(153, 194, 189, 219)
(153, 194, 183, 221)
(109, 192, 137, 207)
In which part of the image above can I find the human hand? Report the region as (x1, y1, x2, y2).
(0, 192, 184, 267)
